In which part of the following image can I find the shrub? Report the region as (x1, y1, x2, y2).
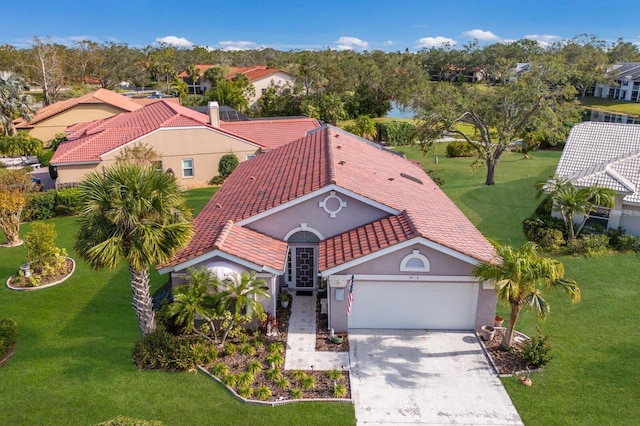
(300, 375, 316, 390)
(290, 388, 303, 399)
(0, 318, 19, 358)
(23, 190, 56, 221)
(210, 362, 229, 377)
(132, 331, 178, 370)
(239, 342, 256, 356)
(49, 133, 67, 151)
(218, 153, 239, 179)
(24, 221, 67, 273)
(607, 228, 640, 252)
(208, 175, 225, 186)
(375, 121, 417, 146)
(445, 141, 475, 158)
(274, 376, 290, 390)
(223, 343, 237, 356)
(265, 368, 282, 381)
(96, 416, 163, 426)
(522, 216, 567, 250)
(222, 374, 237, 387)
(266, 352, 284, 367)
(269, 341, 284, 354)
(37, 150, 54, 167)
(425, 169, 445, 186)
(55, 187, 82, 215)
(333, 384, 348, 398)
(254, 386, 272, 400)
(327, 368, 343, 380)
(236, 372, 254, 387)
(237, 386, 254, 398)
(290, 370, 306, 381)
(246, 360, 262, 374)
(521, 328, 552, 368)
(577, 233, 610, 257)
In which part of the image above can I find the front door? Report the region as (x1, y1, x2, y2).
(293, 246, 316, 288)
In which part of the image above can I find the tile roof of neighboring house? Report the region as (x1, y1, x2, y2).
(556, 122, 640, 204)
(220, 118, 321, 150)
(50, 100, 254, 165)
(14, 88, 141, 128)
(178, 65, 292, 82)
(130, 97, 181, 106)
(164, 125, 496, 272)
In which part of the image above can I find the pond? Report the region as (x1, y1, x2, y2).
(386, 102, 416, 119)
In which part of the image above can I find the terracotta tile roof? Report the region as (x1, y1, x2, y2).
(51, 100, 242, 165)
(178, 65, 292, 82)
(556, 122, 640, 203)
(165, 125, 496, 272)
(14, 88, 141, 128)
(220, 118, 321, 150)
(319, 212, 417, 270)
(130, 97, 181, 106)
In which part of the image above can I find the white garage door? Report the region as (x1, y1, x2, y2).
(347, 281, 479, 330)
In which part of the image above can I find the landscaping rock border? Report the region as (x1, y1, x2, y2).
(6, 257, 76, 291)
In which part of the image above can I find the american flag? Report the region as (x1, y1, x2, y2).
(346, 275, 355, 316)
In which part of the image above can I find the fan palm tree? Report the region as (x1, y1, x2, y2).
(219, 271, 269, 345)
(75, 164, 193, 336)
(169, 267, 221, 342)
(186, 65, 201, 95)
(0, 71, 35, 136)
(474, 242, 581, 349)
(536, 175, 616, 240)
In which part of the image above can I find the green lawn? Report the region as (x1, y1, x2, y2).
(579, 96, 640, 117)
(0, 186, 355, 426)
(399, 143, 640, 424)
(3, 146, 639, 424)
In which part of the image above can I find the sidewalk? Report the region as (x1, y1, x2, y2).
(284, 291, 350, 371)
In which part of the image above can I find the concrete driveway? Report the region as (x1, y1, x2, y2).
(349, 330, 523, 425)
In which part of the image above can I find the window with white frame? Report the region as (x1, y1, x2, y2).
(182, 159, 194, 177)
(400, 249, 430, 272)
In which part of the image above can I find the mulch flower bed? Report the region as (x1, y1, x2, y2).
(7, 258, 74, 289)
(315, 293, 349, 352)
(482, 328, 530, 375)
(202, 298, 350, 401)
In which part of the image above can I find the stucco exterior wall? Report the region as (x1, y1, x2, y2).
(249, 72, 295, 106)
(24, 104, 128, 146)
(247, 190, 390, 240)
(474, 285, 498, 331)
(617, 203, 640, 236)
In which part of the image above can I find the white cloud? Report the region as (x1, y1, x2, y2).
(335, 36, 369, 51)
(416, 36, 457, 49)
(463, 29, 500, 41)
(155, 36, 194, 47)
(218, 40, 259, 51)
(523, 34, 562, 47)
(383, 40, 393, 46)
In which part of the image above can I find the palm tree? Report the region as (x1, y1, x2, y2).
(219, 271, 269, 345)
(169, 267, 221, 342)
(186, 65, 201, 95)
(75, 164, 193, 336)
(537, 175, 616, 240)
(474, 242, 581, 349)
(0, 71, 35, 136)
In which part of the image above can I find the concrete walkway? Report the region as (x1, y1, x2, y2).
(284, 291, 350, 371)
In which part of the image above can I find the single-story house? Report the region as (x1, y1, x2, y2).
(593, 62, 640, 102)
(178, 65, 295, 107)
(13, 88, 143, 147)
(159, 125, 498, 333)
(554, 121, 640, 235)
(50, 101, 320, 189)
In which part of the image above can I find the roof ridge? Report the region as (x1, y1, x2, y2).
(605, 166, 636, 193)
(214, 220, 235, 249)
(326, 127, 337, 185)
(399, 209, 420, 238)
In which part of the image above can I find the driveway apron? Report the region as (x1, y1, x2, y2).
(349, 330, 523, 425)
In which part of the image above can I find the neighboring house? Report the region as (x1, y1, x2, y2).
(554, 122, 640, 235)
(593, 62, 640, 102)
(50, 101, 319, 189)
(178, 65, 295, 107)
(13, 88, 142, 146)
(159, 125, 498, 333)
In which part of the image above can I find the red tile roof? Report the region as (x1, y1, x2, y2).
(220, 118, 321, 150)
(51, 100, 247, 165)
(164, 126, 497, 272)
(14, 88, 141, 128)
(178, 65, 292, 82)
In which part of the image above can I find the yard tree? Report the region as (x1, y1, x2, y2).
(186, 64, 201, 94)
(0, 131, 43, 162)
(0, 71, 35, 136)
(552, 34, 609, 99)
(114, 142, 160, 166)
(474, 242, 581, 349)
(29, 37, 66, 106)
(607, 38, 640, 63)
(0, 168, 35, 246)
(536, 175, 616, 240)
(413, 61, 578, 185)
(75, 164, 193, 337)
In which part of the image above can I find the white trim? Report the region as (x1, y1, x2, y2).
(320, 237, 481, 276)
(158, 249, 283, 275)
(400, 249, 430, 272)
(343, 274, 477, 282)
(287, 245, 318, 289)
(182, 158, 194, 178)
(237, 184, 399, 227)
(283, 223, 325, 241)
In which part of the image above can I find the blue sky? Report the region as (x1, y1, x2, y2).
(2, 1, 638, 51)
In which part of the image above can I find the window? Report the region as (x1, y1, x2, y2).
(400, 250, 430, 272)
(182, 159, 194, 178)
(261, 88, 267, 95)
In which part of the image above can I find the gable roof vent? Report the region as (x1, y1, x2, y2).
(400, 172, 423, 185)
